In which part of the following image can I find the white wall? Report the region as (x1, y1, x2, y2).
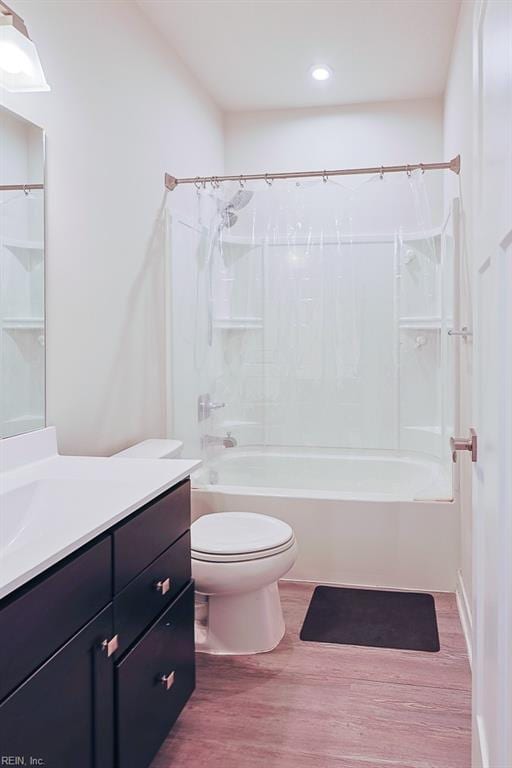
(444, 1, 474, 612)
(225, 98, 444, 221)
(0, 0, 223, 455)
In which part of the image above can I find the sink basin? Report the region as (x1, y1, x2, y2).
(1, 481, 42, 550)
(0, 479, 87, 553)
(0, 432, 201, 600)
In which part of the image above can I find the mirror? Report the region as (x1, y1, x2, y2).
(0, 106, 45, 438)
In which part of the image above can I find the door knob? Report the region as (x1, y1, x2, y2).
(450, 428, 477, 462)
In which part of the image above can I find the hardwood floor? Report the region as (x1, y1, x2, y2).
(151, 582, 471, 768)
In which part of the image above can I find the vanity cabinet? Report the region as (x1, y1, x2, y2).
(117, 581, 195, 768)
(0, 478, 195, 768)
(0, 535, 112, 704)
(114, 530, 191, 656)
(0, 605, 115, 768)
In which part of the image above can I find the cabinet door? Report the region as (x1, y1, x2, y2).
(117, 582, 195, 768)
(0, 605, 115, 768)
(0, 536, 112, 702)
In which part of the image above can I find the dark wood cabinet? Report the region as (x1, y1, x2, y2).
(0, 479, 195, 768)
(117, 581, 195, 768)
(114, 530, 191, 655)
(0, 605, 115, 768)
(114, 479, 190, 592)
(0, 536, 112, 703)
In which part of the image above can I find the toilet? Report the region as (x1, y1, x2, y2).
(113, 438, 184, 459)
(114, 440, 298, 655)
(191, 512, 297, 655)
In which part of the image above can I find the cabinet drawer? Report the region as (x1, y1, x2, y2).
(114, 480, 190, 593)
(0, 604, 114, 768)
(114, 531, 191, 655)
(0, 537, 112, 702)
(116, 581, 195, 768)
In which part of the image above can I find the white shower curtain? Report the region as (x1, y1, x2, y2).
(169, 169, 452, 473)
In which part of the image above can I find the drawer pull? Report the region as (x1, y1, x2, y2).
(101, 634, 119, 657)
(160, 671, 175, 690)
(155, 578, 171, 595)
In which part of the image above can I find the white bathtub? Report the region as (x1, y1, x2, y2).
(191, 446, 458, 592)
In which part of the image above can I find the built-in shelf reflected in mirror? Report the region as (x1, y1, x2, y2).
(0, 106, 45, 438)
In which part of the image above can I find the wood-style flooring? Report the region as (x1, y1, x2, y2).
(151, 581, 471, 768)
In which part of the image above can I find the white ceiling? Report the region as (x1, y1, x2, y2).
(137, 0, 461, 112)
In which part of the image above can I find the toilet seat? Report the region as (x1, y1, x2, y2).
(191, 512, 295, 563)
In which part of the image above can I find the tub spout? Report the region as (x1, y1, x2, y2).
(202, 432, 238, 449)
(223, 432, 237, 448)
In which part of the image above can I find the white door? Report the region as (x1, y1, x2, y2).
(472, 1, 512, 766)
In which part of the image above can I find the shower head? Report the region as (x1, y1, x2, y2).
(216, 188, 254, 215)
(222, 210, 238, 229)
(229, 188, 254, 211)
(215, 188, 253, 231)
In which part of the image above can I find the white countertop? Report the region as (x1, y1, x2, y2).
(0, 428, 201, 600)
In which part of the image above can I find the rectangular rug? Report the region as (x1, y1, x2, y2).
(300, 585, 440, 652)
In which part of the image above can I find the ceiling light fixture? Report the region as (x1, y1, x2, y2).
(310, 65, 332, 82)
(0, 1, 50, 92)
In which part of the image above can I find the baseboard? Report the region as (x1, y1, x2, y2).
(282, 577, 453, 594)
(474, 714, 488, 768)
(456, 569, 473, 667)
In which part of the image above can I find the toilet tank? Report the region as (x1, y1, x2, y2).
(113, 439, 183, 459)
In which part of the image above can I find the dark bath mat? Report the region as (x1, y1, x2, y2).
(300, 586, 440, 652)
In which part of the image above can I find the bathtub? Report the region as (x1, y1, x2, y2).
(191, 446, 459, 592)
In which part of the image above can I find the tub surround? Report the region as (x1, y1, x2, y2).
(0, 427, 201, 768)
(0, 427, 201, 599)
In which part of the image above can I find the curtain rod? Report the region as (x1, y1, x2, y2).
(164, 155, 460, 191)
(0, 184, 44, 191)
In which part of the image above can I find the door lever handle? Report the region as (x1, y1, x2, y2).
(450, 428, 477, 462)
(448, 326, 473, 339)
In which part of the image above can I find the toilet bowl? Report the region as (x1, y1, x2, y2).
(191, 512, 298, 655)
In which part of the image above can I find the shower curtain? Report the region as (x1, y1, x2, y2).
(168, 170, 453, 478)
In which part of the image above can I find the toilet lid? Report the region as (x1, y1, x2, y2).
(191, 512, 293, 556)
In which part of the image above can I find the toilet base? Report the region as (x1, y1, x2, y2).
(195, 582, 286, 655)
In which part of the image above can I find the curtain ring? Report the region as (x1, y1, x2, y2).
(322, 170, 328, 183)
(239, 175, 245, 188)
(194, 177, 201, 190)
(265, 174, 272, 186)
(23, 184, 29, 196)
(406, 165, 412, 178)
(379, 166, 384, 180)
(419, 163, 425, 174)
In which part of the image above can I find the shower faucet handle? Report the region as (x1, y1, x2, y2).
(198, 393, 226, 421)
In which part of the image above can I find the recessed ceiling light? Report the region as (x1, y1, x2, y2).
(310, 65, 332, 82)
